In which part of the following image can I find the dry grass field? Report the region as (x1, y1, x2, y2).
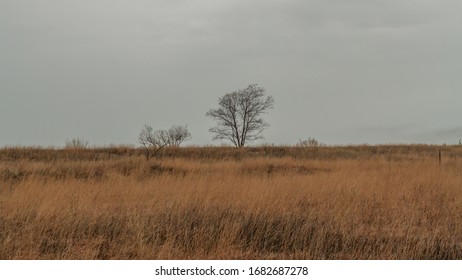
(1, 145, 462, 259)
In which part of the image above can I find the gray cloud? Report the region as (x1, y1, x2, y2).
(1, 0, 461, 146)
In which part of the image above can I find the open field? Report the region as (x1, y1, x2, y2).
(1, 145, 462, 259)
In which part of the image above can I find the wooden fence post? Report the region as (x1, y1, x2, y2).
(439, 149, 442, 165)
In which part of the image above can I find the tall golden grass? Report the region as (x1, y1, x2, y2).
(1, 145, 461, 259)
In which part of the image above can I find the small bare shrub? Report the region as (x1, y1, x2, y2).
(65, 138, 89, 149)
(138, 124, 192, 160)
(297, 137, 325, 147)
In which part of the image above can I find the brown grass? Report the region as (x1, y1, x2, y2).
(1, 145, 461, 259)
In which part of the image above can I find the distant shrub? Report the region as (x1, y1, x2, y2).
(65, 138, 89, 149)
(297, 137, 325, 147)
(138, 124, 191, 160)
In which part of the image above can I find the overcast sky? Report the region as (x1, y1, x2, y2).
(1, 0, 461, 147)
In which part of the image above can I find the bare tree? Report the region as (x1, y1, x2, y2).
(206, 84, 274, 147)
(138, 124, 191, 160)
(167, 125, 192, 147)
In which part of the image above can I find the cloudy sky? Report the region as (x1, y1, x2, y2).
(1, 0, 461, 147)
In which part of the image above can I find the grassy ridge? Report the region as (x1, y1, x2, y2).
(2, 144, 461, 161)
(1, 146, 461, 259)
